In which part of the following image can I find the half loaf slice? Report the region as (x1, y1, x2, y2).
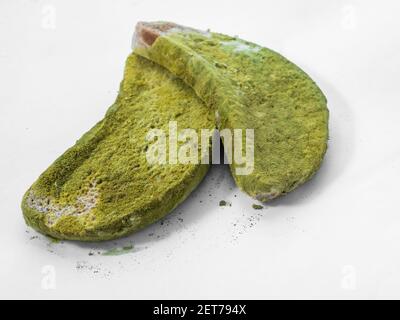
(133, 22, 329, 202)
(21, 53, 214, 241)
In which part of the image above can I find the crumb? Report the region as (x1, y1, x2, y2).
(219, 200, 231, 207)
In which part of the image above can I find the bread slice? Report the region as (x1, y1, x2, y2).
(133, 22, 329, 202)
(21, 54, 214, 241)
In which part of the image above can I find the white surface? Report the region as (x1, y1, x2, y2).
(1, 0, 400, 299)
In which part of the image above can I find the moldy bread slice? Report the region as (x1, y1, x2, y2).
(133, 22, 329, 202)
(21, 54, 214, 241)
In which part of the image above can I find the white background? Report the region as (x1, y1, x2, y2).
(1, 0, 400, 299)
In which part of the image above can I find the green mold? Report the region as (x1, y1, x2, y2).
(21, 54, 214, 241)
(133, 22, 329, 202)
